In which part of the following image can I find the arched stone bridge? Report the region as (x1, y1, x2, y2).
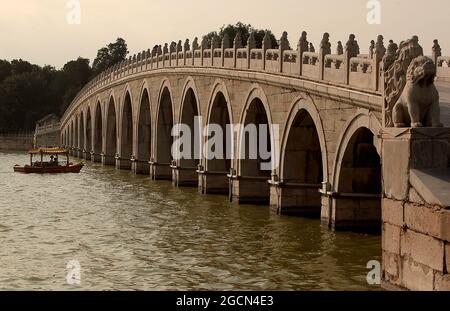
(61, 31, 450, 235)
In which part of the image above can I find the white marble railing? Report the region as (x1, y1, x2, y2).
(437, 56, 450, 82)
(63, 31, 448, 121)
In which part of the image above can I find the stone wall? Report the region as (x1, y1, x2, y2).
(34, 123, 61, 148)
(381, 128, 450, 291)
(437, 56, 450, 82)
(0, 134, 34, 151)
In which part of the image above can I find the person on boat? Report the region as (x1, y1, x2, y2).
(49, 155, 57, 166)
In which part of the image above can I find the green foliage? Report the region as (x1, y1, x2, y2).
(0, 57, 93, 132)
(0, 38, 127, 132)
(202, 22, 278, 49)
(92, 38, 129, 75)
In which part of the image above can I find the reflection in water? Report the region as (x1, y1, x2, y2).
(0, 151, 381, 290)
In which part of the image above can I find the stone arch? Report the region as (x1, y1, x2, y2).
(69, 125, 72, 147)
(198, 80, 234, 194)
(79, 111, 85, 152)
(93, 100, 103, 161)
(332, 112, 381, 192)
(279, 95, 328, 182)
(119, 89, 133, 169)
(274, 95, 328, 216)
(330, 111, 382, 231)
(105, 95, 117, 165)
(135, 83, 152, 174)
(74, 116, 79, 152)
(232, 85, 274, 204)
(237, 85, 274, 177)
(177, 77, 201, 169)
(205, 80, 233, 171)
(154, 79, 174, 179)
(86, 106, 93, 153)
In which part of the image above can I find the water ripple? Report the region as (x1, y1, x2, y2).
(0, 151, 381, 290)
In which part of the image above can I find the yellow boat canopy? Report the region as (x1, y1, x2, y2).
(29, 147, 69, 155)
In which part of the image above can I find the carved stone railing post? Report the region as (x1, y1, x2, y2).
(319, 33, 331, 80)
(222, 33, 230, 67)
(192, 37, 199, 66)
(137, 53, 141, 72)
(201, 37, 207, 67)
(128, 56, 132, 75)
(297, 31, 308, 76)
(262, 31, 272, 71)
(176, 40, 182, 66)
(343, 34, 360, 85)
(373, 35, 386, 91)
(432, 39, 442, 68)
(183, 39, 189, 66)
(170, 41, 176, 67)
(233, 32, 242, 68)
(212, 34, 220, 66)
(247, 32, 256, 69)
(163, 43, 169, 67)
(279, 31, 289, 72)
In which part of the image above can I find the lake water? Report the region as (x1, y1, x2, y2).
(0, 151, 381, 290)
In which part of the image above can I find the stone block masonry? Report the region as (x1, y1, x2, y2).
(0, 134, 34, 151)
(381, 128, 450, 291)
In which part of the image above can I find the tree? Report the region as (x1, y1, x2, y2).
(108, 38, 128, 65)
(202, 31, 219, 48)
(92, 38, 129, 74)
(0, 60, 12, 83)
(203, 22, 279, 49)
(0, 57, 93, 131)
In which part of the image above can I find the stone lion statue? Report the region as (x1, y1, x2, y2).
(392, 56, 442, 127)
(383, 36, 442, 128)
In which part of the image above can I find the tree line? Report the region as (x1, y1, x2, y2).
(0, 22, 275, 132)
(0, 38, 128, 132)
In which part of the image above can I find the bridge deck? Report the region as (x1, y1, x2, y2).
(437, 82, 450, 127)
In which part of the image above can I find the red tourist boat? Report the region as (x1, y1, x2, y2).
(13, 147, 84, 174)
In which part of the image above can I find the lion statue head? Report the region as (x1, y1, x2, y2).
(406, 56, 436, 86)
(383, 36, 425, 127)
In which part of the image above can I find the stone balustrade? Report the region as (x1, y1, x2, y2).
(63, 31, 449, 122)
(437, 56, 450, 82)
(0, 132, 34, 151)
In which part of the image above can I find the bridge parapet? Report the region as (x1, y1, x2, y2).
(437, 56, 450, 82)
(64, 31, 393, 120)
(65, 31, 450, 122)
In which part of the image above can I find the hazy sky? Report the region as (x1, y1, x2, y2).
(0, 0, 448, 68)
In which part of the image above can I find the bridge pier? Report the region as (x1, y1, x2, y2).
(319, 191, 381, 232)
(82, 150, 90, 161)
(150, 162, 172, 180)
(197, 170, 229, 195)
(116, 157, 132, 170)
(132, 159, 150, 174)
(171, 165, 198, 187)
(91, 152, 101, 163)
(230, 175, 270, 205)
(269, 181, 322, 217)
(101, 153, 116, 166)
(381, 128, 450, 291)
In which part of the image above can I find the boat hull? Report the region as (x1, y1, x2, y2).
(13, 163, 84, 174)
